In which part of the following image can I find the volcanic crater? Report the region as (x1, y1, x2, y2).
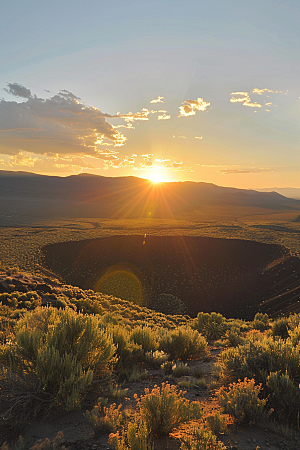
(41, 235, 300, 319)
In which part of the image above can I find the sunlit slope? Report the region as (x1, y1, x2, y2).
(42, 235, 300, 319)
(1, 171, 299, 223)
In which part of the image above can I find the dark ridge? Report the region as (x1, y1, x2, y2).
(41, 235, 300, 319)
(1, 171, 299, 223)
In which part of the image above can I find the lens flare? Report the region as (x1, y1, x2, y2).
(94, 264, 144, 305)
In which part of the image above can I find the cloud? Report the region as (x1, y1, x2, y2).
(252, 88, 284, 95)
(118, 108, 156, 122)
(0, 83, 127, 158)
(8, 151, 41, 167)
(220, 167, 274, 174)
(150, 96, 165, 103)
(230, 92, 262, 108)
(157, 113, 171, 120)
(178, 98, 210, 117)
(4, 82, 32, 98)
(195, 136, 203, 140)
(230, 88, 287, 111)
(103, 154, 137, 170)
(172, 134, 187, 139)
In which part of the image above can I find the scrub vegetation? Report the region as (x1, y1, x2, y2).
(1, 267, 300, 449)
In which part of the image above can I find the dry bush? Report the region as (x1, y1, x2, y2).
(135, 382, 202, 436)
(85, 402, 128, 435)
(180, 428, 227, 450)
(217, 378, 267, 424)
(109, 422, 152, 450)
(205, 412, 229, 435)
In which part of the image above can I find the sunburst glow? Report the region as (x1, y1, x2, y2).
(147, 171, 164, 183)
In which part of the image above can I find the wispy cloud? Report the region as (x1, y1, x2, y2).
(252, 88, 285, 95)
(0, 84, 127, 158)
(230, 92, 262, 108)
(118, 108, 156, 122)
(150, 96, 165, 103)
(133, 155, 186, 172)
(157, 113, 171, 120)
(220, 167, 274, 174)
(230, 88, 287, 111)
(178, 98, 210, 117)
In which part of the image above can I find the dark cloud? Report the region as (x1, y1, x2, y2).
(0, 84, 126, 157)
(4, 83, 32, 98)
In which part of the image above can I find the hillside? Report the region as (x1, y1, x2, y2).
(1, 171, 299, 224)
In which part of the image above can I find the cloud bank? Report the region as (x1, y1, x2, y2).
(0, 84, 126, 157)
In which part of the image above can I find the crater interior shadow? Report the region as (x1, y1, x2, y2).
(41, 235, 300, 319)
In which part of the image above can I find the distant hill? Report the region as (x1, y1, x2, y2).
(258, 187, 300, 200)
(0, 171, 300, 224)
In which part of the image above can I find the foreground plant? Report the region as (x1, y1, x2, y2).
(159, 327, 208, 361)
(86, 402, 128, 435)
(217, 378, 267, 424)
(205, 412, 229, 435)
(180, 428, 227, 450)
(135, 382, 202, 436)
(109, 422, 153, 450)
(0, 307, 116, 417)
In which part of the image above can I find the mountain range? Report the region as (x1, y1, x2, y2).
(1, 171, 299, 224)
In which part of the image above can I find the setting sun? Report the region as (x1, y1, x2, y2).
(147, 171, 164, 183)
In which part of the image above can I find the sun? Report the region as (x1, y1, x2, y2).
(147, 171, 164, 183)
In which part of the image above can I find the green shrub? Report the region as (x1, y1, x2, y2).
(130, 327, 158, 353)
(0, 291, 41, 310)
(144, 350, 168, 367)
(109, 422, 152, 450)
(253, 313, 269, 331)
(149, 293, 186, 316)
(1, 307, 116, 414)
(160, 360, 173, 375)
(127, 368, 148, 382)
(109, 385, 129, 400)
(159, 327, 208, 361)
(86, 402, 127, 435)
(135, 382, 202, 436)
(194, 379, 207, 389)
(217, 378, 267, 424)
(172, 362, 192, 377)
(180, 428, 227, 450)
(266, 371, 300, 424)
(223, 328, 243, 347)
(288, 313, 300, 330)
(205, 412, 229, 435)
(194, 313, 225, 340)
(220, 337, 300, 384)
(288, 325, 300, 346)
(272, 318, 289, 339)
(110, 325, 143, 371)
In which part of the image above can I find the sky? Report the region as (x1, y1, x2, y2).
(1, 0, 300, 189)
